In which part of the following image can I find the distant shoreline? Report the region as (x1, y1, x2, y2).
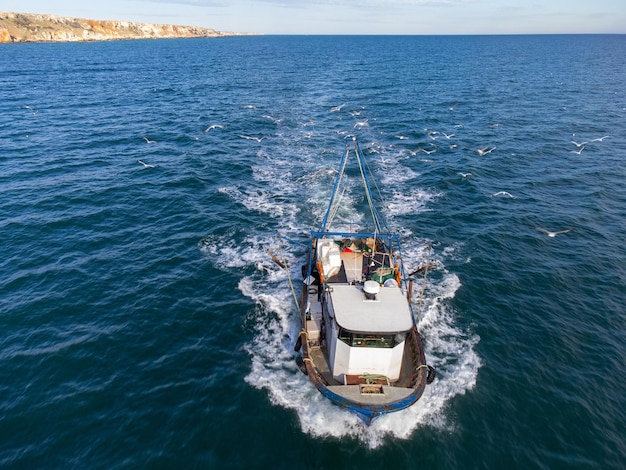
(0, 11, 256, 43)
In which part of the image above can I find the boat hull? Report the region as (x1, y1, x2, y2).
(298, 325, 430, 424)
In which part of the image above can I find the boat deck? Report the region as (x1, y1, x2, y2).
(326, 248, 395, 285)
(305, 274, 418, 387)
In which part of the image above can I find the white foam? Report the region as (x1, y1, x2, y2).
(205, 139, 480, 447)
(235, 233, 479, 448)
(385, 188, 441, 220)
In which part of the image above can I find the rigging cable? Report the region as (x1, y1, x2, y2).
(416, 244, 433, 315)
(355, 143, 381, 234)
(276, 236, 300, 312)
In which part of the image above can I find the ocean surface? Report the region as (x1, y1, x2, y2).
(1, 34, 625, 468)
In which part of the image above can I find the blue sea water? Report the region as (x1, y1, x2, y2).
(1, 34, 625, 468)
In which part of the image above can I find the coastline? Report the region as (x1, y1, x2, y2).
(0, 11, 255, 43)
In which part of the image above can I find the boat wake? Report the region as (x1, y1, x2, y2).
(200, 141, 480, 448)
(201, 227, 479, 449)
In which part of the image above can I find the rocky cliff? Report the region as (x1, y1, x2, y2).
(0, 12, 248, 43)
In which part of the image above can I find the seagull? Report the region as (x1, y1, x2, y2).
(571, 140, 587, 147)
(489, 123, 503, 128)
(477, 147, 496, 156)
(261, 115, 282, 124)
(459, 172, 472, 179)
(410, 147, 436, 155)
(492, 191, 515, 198)
(204, 124, 224, 133)
(330, 103, 346, 112)
(590, 135, 609, 142)
(353, 120, 369, 128)
(143, 137, 156, 144)
(138, 159, 154, 168)
(571, 146, 585, 155)
(442, 132, 455, 139)
(533, 225, 574, 237)
(240, 135, 265, 142)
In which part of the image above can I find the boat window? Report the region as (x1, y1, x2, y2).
(338, 328, 406, 348)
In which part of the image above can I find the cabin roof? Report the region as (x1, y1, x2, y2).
(329, 284, 414, 333)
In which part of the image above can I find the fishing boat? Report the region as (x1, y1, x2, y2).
(280, 138, 435, 425)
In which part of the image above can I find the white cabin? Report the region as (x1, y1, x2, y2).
(324, 283, 413, 382)
(316, 238, 414, 384)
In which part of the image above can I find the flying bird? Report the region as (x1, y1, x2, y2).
(204, 124, 224, 133)
(571, 146, 585, 155)
(138, 160, 154, 168)
(143, 137, 156, 144)
(571, 140, 587, 147)
(492, 191, 515, 198)
(261, 115, 282, 124)
(477, 147, 496, 156)
(410, 147, 436, 155)
(533, 226, 574, 237)
(240, 135, 265, 142)
(590, 135, 609, 142)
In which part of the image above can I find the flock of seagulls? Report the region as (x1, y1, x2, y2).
(570, 135, 609, 154)
(132, 102, 612, 243)
(378, 120, 610, 242)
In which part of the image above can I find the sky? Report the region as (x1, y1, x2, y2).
(3, 0, 625, 35)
